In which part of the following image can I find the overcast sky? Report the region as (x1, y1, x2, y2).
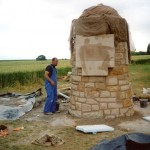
(0, 0, 149, 60)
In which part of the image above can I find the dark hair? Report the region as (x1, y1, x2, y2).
(52, 57, 57, 61)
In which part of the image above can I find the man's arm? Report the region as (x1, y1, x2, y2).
(44, 71, 55, 86)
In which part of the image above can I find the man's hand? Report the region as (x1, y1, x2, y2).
(50, 80, 55, 86)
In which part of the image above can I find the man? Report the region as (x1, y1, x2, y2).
(43, 57, 58, 115)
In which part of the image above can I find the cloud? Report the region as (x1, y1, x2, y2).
(0, 0, 149, 60)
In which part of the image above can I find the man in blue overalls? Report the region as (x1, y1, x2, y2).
(43, 57, 58, 115)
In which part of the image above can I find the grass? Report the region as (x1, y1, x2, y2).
(0, 59, 71, 73)
(129, 64, 150, 95)
(0, 55, 149, 149)
(0, 56, 150, 95)
(0, 118, 128, 150)
(0, 59, 71, 90)
(131, 55, 150, 60)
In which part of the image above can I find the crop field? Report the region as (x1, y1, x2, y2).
(0, 55, 149, 150)
(0, 55, 150, 95)
(0, 59, 71, 73)
(131, 55, 150, 60)
(0, 59, 71, 89)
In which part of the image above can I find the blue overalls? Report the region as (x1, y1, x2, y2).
(44, 65, 57, 113)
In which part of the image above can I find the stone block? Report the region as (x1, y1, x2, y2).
(82, 111, 103, 119)
(70, 95, 75, 104)
(92, 105, 99, 111)
(104, 109, 111, 115)
(119, 80, 127, 85)
(125, 90, 132, 99)
(81, 76, 89, 82)
(100, 91, 110, 97)
(76, 102, 82, 110)
(68, 109, 82, 117)
(71, 84, 77, 90)
(106, 76, 118, 85)
(120, 108, 129, 114)
(86, 98, 98, 104)
(85, 82, 95, 88)
(89, 76, 105, 82)
(122, 99, 133, 107)
(115, 53, 123, 59)
(72, 75, 81, 81)
(77, 82, 85, 92)
(120, 85, 130, 91)
(99, 103, 107, 109)
(78, 97, 86, 103)
(72, 90, 80, 96)
(105, 115, 115, 119)
(69, 104, 75, 110)
(95, 83, 106, 90)
(75, 34, 115, 76)
(96, 98, 116, 103)
(108, 103, 120, 109)
(82, 104, 91, 112)
(109, 67, 124, 75)
(110, 92, 118, 98)
(111, 109, 119, 115)
(85, 88, 100, 98)
(80, 92, 85, 97)
(107, 86, 119, 92)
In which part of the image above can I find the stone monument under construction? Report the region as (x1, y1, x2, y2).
(69, 4, 134, 119)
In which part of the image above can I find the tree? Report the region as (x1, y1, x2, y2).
(147, 43, 150, 54)
(36, 55, 47, 61)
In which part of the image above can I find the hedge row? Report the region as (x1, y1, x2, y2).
(0, 67, 71, 88)
(131, 58, 150, 64)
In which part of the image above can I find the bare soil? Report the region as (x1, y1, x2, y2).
(0, 86, 150, 150)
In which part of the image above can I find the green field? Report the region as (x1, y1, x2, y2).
(0, 59, 71, 73)
(131, 55, 150, 60)
(0, 59, 71, 90)
(0, 56, 150, 95)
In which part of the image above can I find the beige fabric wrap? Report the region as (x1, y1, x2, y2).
(69, 4, 131, 62)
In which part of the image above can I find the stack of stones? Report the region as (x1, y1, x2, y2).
(68, 4, 134, 119)
(69, 41, 134, 119)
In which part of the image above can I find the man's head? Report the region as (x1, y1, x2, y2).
(52, 57, 58, 66)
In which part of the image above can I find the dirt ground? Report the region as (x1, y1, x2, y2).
(0, 88, 150, 150)
(16, 96, 150, 147)
(23, 98, 150, 133)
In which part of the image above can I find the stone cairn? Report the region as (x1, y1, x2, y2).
(69, 4, 134, 119)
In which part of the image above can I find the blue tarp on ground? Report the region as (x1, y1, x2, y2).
(0, 89, 42, 120)
(91, 133, 150, 150)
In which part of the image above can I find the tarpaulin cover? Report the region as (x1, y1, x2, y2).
(91, 132, 150, 150)
(69, 4, 131, 62)
(0, 92, 36, 120)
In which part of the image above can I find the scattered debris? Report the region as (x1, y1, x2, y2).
(132, 95, 150, 109)
(57, 88, 70, 103)
(58, 92, 70, 100)
(63, 72, 72, 81)
(143, 88, 150, 94)
(0, 125, 8, 137)
(143, 116, 150, 122)
(13, 126, 24, 131)
(76, 125, 114, 134)
(32, 134, 64, 147)
(139, 99, 148, 108)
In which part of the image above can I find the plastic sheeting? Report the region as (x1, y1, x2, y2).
(143, 116, 150, 122)
(0, 92, 36, 120)
(91, 132, 150, 150)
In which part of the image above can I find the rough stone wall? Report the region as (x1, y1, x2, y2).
(69, 41, 134, 119)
